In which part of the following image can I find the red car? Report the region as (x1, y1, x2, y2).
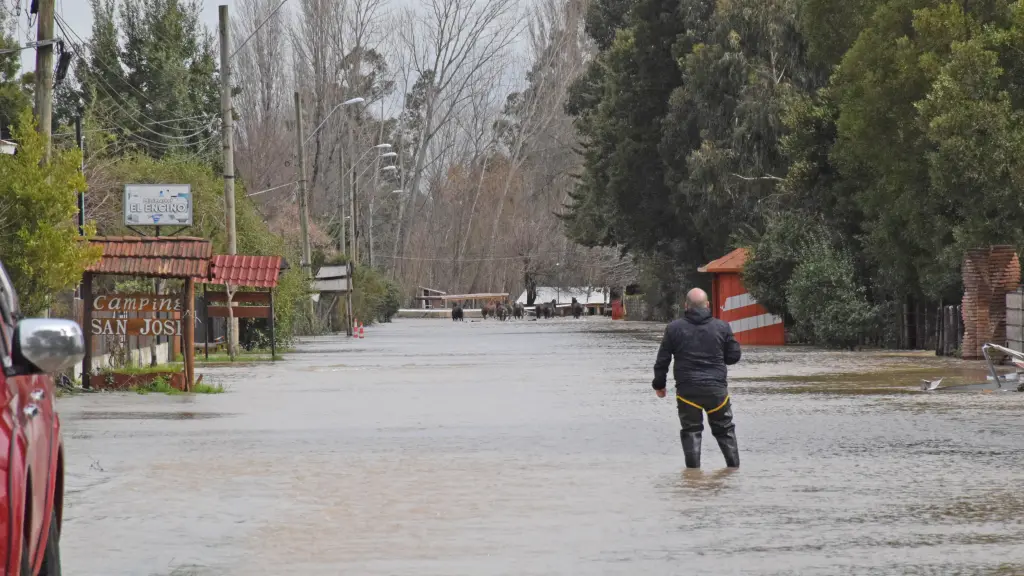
(0, 264, 83, 575)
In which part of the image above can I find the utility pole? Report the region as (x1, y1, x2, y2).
(346, 122, 357, 333)
(369, 154, 380, 268)
(75, 113, 84, 235)
(219, 5, 239, 356)
(337, 145, 346, 254)
(219, 5, 237, 255)
(346, 117, 357, 264)
(295, 92, 315, 318)
(34, 0, 55, 162)
(73, 112, 84, 316)
(337, 138, 352, 336)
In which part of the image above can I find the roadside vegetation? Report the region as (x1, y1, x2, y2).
(566, 0, 1024, 346)
(130, 375, 224, 396)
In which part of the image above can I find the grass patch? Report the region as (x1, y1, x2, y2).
(197, 353, 281, 363)
(131, 376, 181, 396)
(129, 375, 226, 395)
(178, 351, 287, 364)
(192, 382, 225, 394)
(132, 375, 226, 391)
(101, 363, 182, 375)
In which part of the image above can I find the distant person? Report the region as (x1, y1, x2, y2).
(652, 288, 741, 468)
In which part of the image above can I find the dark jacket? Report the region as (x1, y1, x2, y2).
(652, 307, 741, 390)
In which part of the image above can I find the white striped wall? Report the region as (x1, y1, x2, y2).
(729, 313, 783, 334)
(721, 293, 756, 312)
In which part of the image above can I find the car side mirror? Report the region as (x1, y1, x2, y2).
(12, 319, 85, 374)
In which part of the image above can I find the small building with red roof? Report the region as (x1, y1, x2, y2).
(698, 248, 784, 346)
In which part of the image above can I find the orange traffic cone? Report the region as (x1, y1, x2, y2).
(358, 322, 365, 339)
(352, 318, 359, 337)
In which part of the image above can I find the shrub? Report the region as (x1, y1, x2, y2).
(785, 240, 876, 348)
(742, 213, 814, 317)
(351, 265, 401, 325)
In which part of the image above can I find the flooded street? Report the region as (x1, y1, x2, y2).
(57, 318, 1024, 575)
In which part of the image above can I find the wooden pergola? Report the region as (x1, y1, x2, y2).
(413, 293, 510, 310)
(201, 255, 284, 359)
(82, 236, 211, 391)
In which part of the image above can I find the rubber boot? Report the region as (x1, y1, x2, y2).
(716, 432, 740, 468)
(680, 430, 702, 469)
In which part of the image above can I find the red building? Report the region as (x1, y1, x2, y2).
(698, 248, 785, 346)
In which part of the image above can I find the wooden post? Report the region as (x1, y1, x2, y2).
(269, 289, 276, 360)
(34, 0, 55, 162)
(184, 277, 196, 391)
(81, 272, 93, 388)
(76, 114, 85, 234)
(204, 283, 210, 361)
(294, 92, 314, 323)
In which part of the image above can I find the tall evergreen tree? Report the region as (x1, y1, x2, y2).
(73, 0, 219, 158)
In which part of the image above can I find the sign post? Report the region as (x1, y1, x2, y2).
(124, 184, 193, 227)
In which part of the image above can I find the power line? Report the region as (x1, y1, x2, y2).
(246, 180, 297, 197)
(230, 0, 289, 60)
(56, 13, 210, 134)
(52, 114, 214, 137)
(55, 14, 217, 145)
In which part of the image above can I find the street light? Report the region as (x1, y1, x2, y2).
(304, 97, 366, 144)
(379, 151, 398, 159)
(367, 173, 401, 269)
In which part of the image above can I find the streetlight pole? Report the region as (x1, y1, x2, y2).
(369, 152, 397, 268)
(300, 96, 364, 255)
(345, 144, 393, 259)
(344, 144, 393, 331)
(296, 95, 364, 270)
(371, 188, 403, 269)
(349, 159, 396, 267)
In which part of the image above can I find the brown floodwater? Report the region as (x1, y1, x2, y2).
(57, 318, 1024, 575)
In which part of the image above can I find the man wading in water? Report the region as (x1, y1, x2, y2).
(652, 288, 742, 468)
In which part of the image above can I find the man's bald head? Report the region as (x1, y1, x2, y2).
(685, 288, 709, 310)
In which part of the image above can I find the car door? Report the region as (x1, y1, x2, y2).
(0, 264, 54, 566)
(16, 371, 54, 566)
(0, 285, 27, 575)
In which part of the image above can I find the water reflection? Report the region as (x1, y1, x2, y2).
(54, 319, 1024, 575)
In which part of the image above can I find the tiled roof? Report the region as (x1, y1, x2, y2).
(698, 247, 748, 273)
(207, 255, 282, 288)
(86, 236, 212, 278)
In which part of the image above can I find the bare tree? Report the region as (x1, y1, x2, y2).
(222, 0, 631, 306)
(390, 0, 522, 268)
(233, 0, 292, 199)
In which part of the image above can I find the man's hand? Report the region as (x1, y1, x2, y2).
(655, 388, 666, 398)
